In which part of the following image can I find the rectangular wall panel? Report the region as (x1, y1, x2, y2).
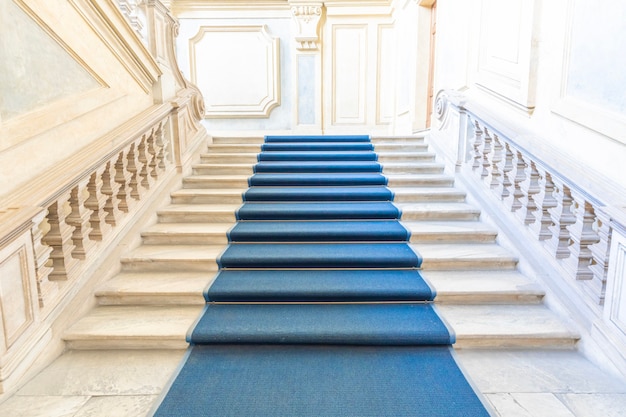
(332, 25, 367, 125)
(376, 24, 395, 125)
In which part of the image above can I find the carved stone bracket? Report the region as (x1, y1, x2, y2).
(290, 2, 324, 51)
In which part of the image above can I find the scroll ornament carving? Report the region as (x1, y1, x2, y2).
(290, 4, 323, 51)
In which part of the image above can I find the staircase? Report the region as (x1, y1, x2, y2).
(3, 134, 626, 417)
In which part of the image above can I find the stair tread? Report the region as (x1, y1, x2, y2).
(63, 305, 203, 340)
(144, 223, 232, 235)
(123, 245, 224, 261)
(97, 272, 210, 293)
(413, 243, 518, 270)
(159, 203, 241, 213)
(171, 189, 245, 196)
(439, 304, 580, 343)
(425, 270, 545, 300)
(403, 221, 497, 242)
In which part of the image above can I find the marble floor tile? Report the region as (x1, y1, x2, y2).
(16, 350, 185, 397)
(486, 393, 575, 417)
(72, 395, 158, 417)
(456, 350, 626, 394)
(0, 395, 89, 417)
(560, 393, 626, 417)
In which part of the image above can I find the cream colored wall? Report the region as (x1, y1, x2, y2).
(0, 0, 161, 201)
(431, 0, 626, 190)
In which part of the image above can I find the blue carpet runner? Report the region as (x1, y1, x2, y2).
(152, 135, 491, 416)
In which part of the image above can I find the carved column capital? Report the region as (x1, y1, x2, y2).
(289, 2, 324, 51)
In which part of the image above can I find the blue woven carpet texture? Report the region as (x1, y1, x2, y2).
(153, 134, 490, 417)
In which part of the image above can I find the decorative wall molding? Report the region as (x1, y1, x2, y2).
(289, 2, 323, 50)
(474, 0, 538, 112)
(190, 25, 280, 118)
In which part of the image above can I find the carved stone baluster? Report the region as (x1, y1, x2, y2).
(588, 209, 612, 303)
(31, 210, 55, 308)
(471, 121, 483, 174)
(42, 194, 77, 281)
(127, 140, 147, 201)
(137, 133, 156, 190)
(66, 179, 95, 260)
(529, 168, 557, 241)
(153, 122, 170, 174)
(85, 168, 112, 241)
(495, 142, 514, 201)
(516, 158, 540, 226)
(503, 149, 526, 213)
(480, 127, 493, 182)
(565, 196, 600, 281)
(146, 128, 160, 182)
(101, 158, 123, 226)
(115, 149, 133, 214)
(487, 133, 503, 192)
(546, 183, 576, 259)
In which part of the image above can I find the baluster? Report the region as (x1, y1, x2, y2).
(85, 168, 112, 241)
(564, 196, 600, 281)
(66, 179, 95, 260)
(101, 158, 123, 226)
(31, 210, 55, 308)
(127, 140, 147, 201)
(529, 168, 557, 241)
(42, 193, 77, 281)
(503, 149, 526, 213)
(480, 127, 492, 182)
(493, 137, 511, 200)
(589, 209, 612, 304)
(546, 183, 576, 259)
(137, 133, 156, 190)
(487, 133, 503, 191)
(115, 149, 134, 214)
(471, 121, 483, 174)
(153, 122, 170, 174)
(516, 158, 540, 226)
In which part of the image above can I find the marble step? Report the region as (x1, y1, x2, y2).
(143, 223, 231, 245)
(377, 152, 437, 162)
(374, 142, 429, 152)
(183, 175, 250, 189)
(120, 245, 223, 272)
(200, 153, 259, 163)
(381, 162, 445, 174)
(386, 174, 455, 187)
(414, 243, 519, 270)
(193, 163, 254, 175)
(170, 188, 245, 204)
(157, 204, 240, 223)
(424, 270, 545, 304)
(63, 305, 204, 349)
(95, 272, 212, 305)
(371, 135, 425, 144)
(392, 187, 467, 203)
(398, 203, 481, 221)
(439, 304, 580, 349)
(404, 221, 497, 243)
(206, 143, 262, 153)
(212, 136, 264, 144)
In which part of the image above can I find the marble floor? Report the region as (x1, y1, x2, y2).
(1, 347, 625, 416)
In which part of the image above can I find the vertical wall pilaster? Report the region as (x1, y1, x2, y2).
(290, 1, 324, 133)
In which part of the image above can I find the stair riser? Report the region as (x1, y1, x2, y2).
(393, 193, 466, 203)
(409, 232, 497, 244)
(388, 178, 455, 188)
(378, 154, 436, 162)
(96, 295, 205, 306)
(142, 234, 228, 245)
(383, 166, 444, 174)
(170, 195, 243, 204)
(421, 259, 518, 270)
(193, 166, 254, 175)
(371, 137, 425, 144)
(207, 145, 261, 153)
(64, 339, 189, 350)
(201, 155, 258, 163)
(375, 144, 429, 152)
(401, 212, 480, 221)
(453, 337, 578, 349)
(435, 294, 544, 305)
(212, 137, 264, 144)
(121, 259, 218, 272)
(157, 212, 236, 223)
(183, 178, 249, 189)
